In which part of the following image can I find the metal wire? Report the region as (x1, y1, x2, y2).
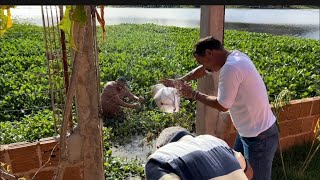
(0, 71, 72, 77)
(0, 6, 74, 135)
(2, 88, 64, 97)
(42, 5, 59, 133)
(0, 106, 52, 113)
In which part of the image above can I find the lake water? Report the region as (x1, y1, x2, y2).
(11, 6, 320, 40)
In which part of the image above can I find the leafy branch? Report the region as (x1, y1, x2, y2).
(59, 5, 106, 50)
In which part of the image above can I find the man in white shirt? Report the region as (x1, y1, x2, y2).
(161, 36, 279, 180)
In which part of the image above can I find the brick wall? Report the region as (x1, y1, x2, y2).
(0, 137, 82, 180)
(223, 96, 320, 150)
(0, 97, 319, 179)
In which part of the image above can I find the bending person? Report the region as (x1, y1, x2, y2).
(100, 77, 144, 124)
(145, 126, 253, 180)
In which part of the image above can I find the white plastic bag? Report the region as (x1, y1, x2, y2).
(152, 84, 180, 113)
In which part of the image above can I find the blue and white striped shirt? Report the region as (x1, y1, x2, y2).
(145, 135, 248, 180)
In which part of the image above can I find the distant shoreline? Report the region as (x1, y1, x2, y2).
(108, 5, 320, 9)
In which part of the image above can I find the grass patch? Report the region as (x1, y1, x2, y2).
(272, 143, 320, 180)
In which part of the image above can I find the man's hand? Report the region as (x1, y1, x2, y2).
(160, 78, 185, 88)
(176, 81, 195, 99)
(138, 96, 145, 103)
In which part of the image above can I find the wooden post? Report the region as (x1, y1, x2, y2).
(196, 6, 230, 138)
(74, 6, 104, 180)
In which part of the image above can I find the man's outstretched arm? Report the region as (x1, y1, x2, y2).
(122, 86, 142, 101)
(161, 65, 207, 87)
(179, 65, 207, 82)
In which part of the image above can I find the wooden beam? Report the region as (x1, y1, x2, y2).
(196, 6, 229, 138)
(200, 6, 225, 43)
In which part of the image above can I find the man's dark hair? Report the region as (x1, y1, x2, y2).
(116, 77, 128, 87)
(193, 36, 222, 57)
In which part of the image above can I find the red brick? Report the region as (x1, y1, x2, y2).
(279, 121, 290, 138)
(294, 134, 308, 146)
(278, 110, 287, 122)
(303, 132, 315, 143)
(287, 101, 301, 120)
(271, 105, 290, 122)
(279, 137, 295, 150)
(311, 98, 320, 115)
(0, 147, 7, 163)
(8, 143, 40, 173)
(288, 119, 302, 135)
(301, 117, 315, 133)
(299, 98, 313, 117)
(30, 170, 55, 180)
(0, 154, 5, 164)
(63, 166, 83, 180)
(40, 141, 60, 167)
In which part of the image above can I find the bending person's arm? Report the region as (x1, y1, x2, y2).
(122, 86, 140, 101)
(114, 95, 138, 109)
(233, 150, 253, 180)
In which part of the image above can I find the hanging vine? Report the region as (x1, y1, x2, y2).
(95, 6, 106, 40)
(59, 5, 106, 50)
(0, 6, 15, 37)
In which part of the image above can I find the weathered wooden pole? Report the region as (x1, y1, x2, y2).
(55, 5, 104, 180)
(74, 6, 104, 180)
(196, 6, 230, 138)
